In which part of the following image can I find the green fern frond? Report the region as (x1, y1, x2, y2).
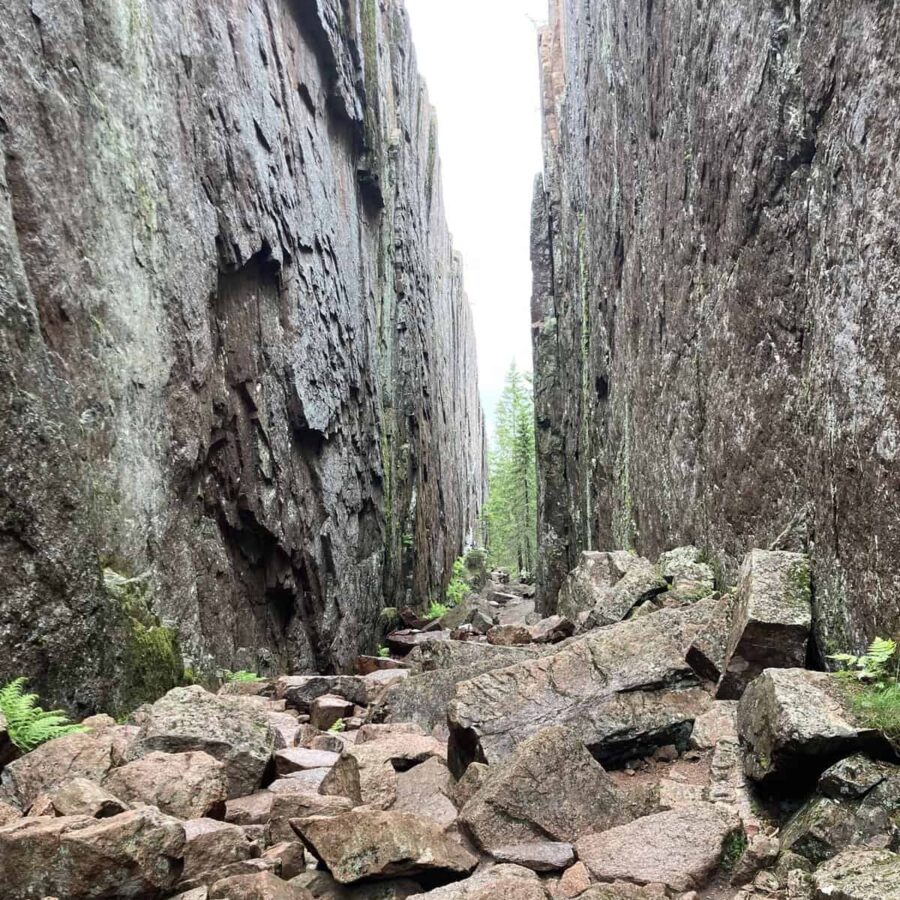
(867, 638, 897, 666)
(0, 678, 87, 753)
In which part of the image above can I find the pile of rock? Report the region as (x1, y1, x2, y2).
(0, 547, 897, 899)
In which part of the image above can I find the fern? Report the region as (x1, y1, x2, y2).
(830, 637, 898, 685)
(223, 670, 262, 683)
(0, 678, 87, 753)
(328, 718, 346, 733)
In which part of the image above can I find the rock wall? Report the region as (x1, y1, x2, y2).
(0, 0, 485, 713)
(532, 0, 900, 652)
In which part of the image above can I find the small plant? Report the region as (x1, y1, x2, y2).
(377, 646, 390, 658)
(445, 557, 471, 608)
(426, 601, 449, 621)
(829, 637, 899, 685)
(720, 830, 747, 871)
(223, 670, 262, 683)
(328, 718, 346, 733)
(0, 679, 87, 753)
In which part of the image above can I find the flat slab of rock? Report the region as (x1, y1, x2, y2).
(104, 750, 228, 819)
(492, 841, 574, 871)
(0, 807, 185, 899)
(736, 668, 886, 788)
(407, 864, 548, 900)
(460, 726, 630, 852)
(127, 686, 275, 799)
(811, 848, 900, 899)
(448, 601, 716, 772)
(292, 809, 478, 883)
(276, 676, 368, 712)
(356, 656, 409, 675)
(405, 641, 539, 673)
(39, 777, 129, 818)
(575, 802, 735, 892)
(275, 747, 339, 775)
(686, 592, 735, 683)
(716, 550, 812, 699)
(387, 630, 452, 656)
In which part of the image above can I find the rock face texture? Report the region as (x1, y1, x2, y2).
(531, 0, 900, 650)
(0, 0, 485, 712)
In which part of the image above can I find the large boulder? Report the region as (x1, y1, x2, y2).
(392, 757, 459, 831)
(686, 593, 735, 683)
(292, 809, 478, 883)
(276, 676, 368, 712)
(181, 818, 255, 886)
(574, 803, 736, 892)
(319, 733, 446, 809)
(1, 722, 133, 809)
(657, 547, 715, 603)
(736, 669, 886, 788)
(447, 601, 716, 772)
(716, 550, 812, 699)
(126, 686, 275, 798)
(0, 807, 185, 899)
(459, 726, 630, 853)
(268, 792, 354, 844)
(811, 848, 900, 900)
(104, 750, 228, 819)
(210, 871, 313, 900)
(36, 777, 129, 818)
(407, 864, 548, 900)
(404, 641, 539, 673)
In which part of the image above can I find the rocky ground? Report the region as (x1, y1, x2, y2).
(0, 547, 897, 899)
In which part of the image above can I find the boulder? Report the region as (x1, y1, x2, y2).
(40, 777, 129, 818)
(387, 630, 452, 656)
(363, 669, 411, 704)
(292, 809, 478, 883)
(558, 862, 592, 898)
(811, 848, 900, 900)
(736, 668, 886, 788)
(268, 793, 353, 844)
(448, 601, 716, 772)
(689, 701, 738, 750)
(407, 864, 547, 900)
(452, 761, 490, 808)
(269, 770, 330, 794)
(575, 803, 736, 892)
(275, 747, 339, 776)
(356, 656, 409, 675)
(658, 547, 715, 603)
(127, 686, 275, 798)
(491, 842, 574, 871)
(487, 624, 533, 646)
(0, 807, 185, 899)
(818, 754, 895, 801)
(104, 750, 228, 819)
(469, 609, 496, 635)
(276, 676, 369, 712)
(527, 615, 576, 644)
(392, 756, 458, 830)
(0, 800, 22, 825)
(182, 818, 255, 884)
(291, 870, 423, 900)
(686, 593, 735, 683)
(262, 841, 306, 879)
(226, 792, 275, 826)
(716, 550, 812, 699)
(356, 722, 426, 744)
(1, 722, 133, 809)
(556, 551, 635, 620)
(320, 733, 446, 808)
(459, 727, 631, 853)
(210, 871, 313, 900)
(405, 640, 539, 673)
(310, 695, 354, 732)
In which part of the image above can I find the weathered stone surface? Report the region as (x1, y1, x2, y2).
(575, 803, 735, 892)
(689, 701, 738, 751)
(291, 870, 423, 900)
(0, 0, 485, 713)
(658, 548, 715, 603)
(405, 641, 539, 674)
(716, 551, 812, 699)
(268, 793, 353, 844)
(819, 755, 895, 802)
(226, 792, 275, 827)
(448, 602, 714, 771)
(210, 872, 312, 900)
(527, 616, 576, 644)
(460, 727, 630, 853)
(275, 747, 339, 776)
(0, 808, 185, 899)
(292, 809, 478, 883)
(407, 864, 548, 900)
(492, 842, 575, 872)
(309, 695, 356, 732)
(557, 861, 591, 898)
(104, 750, 228, 819)
(392, 757, 458, 831)
(356, 722, 426, 744)
(0, 800, 22, 825)
(531, 0, 900, 651)
(269, 770, 330, 795)
(736, 669, 885, 788)
(387, 631, 453, 656)
(182, 818, 255, 885)
(126, 686, 275, 798)
(41, 777, 129, 819)
(686, 594, 736, 684)
(487, 625, 533, 646)
(320, 733, 446, 809)
(277, 678, 368, 714)
(262, 841, 306, 879)
(811, 848, 900, 900)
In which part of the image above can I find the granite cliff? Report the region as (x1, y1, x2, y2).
(532, 0, 900, 652)
(0, 0, 485, 713)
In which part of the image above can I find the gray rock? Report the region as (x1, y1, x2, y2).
(407, 864, 548, 900)
(556, 551, 635, 620)
(276, 677, 368, 713)
(274, 748, 339, 776)
(686, 593, 736, 683)
(818, 755, 894, 801)
(491, 842, 575, 872)
(716, 551, 812, 699)
(811, 848, 900, 900)
(528, 615, 576, 644)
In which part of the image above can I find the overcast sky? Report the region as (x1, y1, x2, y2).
(404, 0, 548, 431)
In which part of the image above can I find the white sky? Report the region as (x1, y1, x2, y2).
(404, 0, 548, 431)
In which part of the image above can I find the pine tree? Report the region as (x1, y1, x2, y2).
(485, 363, 537, 576)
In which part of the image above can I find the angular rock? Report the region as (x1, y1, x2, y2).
(0, 800, 22, 825)
(405, 640, 539, 673)
(584, 557, 669, 628)
(268, 793, 353, 844)
(780, 797, 864, 865)
(42, 777, 129, 818)
(716, 551, 812, 699)
(556, 551, 635, 620)
(269, 770, 330, 795)
(291, 870, 423, 900)
(469, 610, 496, 635)
(575, 803, 736, 892)
(492, 841, 575, 872)
(356, 656, 409, 675)
(356, 722, 426, 744)
(528, 615, 576, 644)
(686, 593, 736, 683)
(310, 695, 355, 732)
(736, 669, 886, 788)
(182, 818, 255, 884)
(459, 726, 631, 852)
(658, 547, 715, 603)
(226, 792, 275, 827)
(448, 602, 715, 771)
(320, 733, 446, 808)
(387, 630, 452, 656)
(292, 809, 478, 883)
(487, 624, 533, 646)
(570, 886, 666, 900)
(104, 750, 228, 819)
(452, 761, 490, 809)
(811, 848, 900, 900)
(275, 747, 339, 776)
(689, 701, 739, 750)
(407, 864, 548, 900)
(730, 833, 780, 886)
(127, 686, 275, 798)
(392, 756, 458, 830)
(262, 841, 306, 879)
(276, 677, 369, 713)
(0, 808, 185, 899)
(210, 871, 313, 900)
(818, 754, 894, 801)
(558, 861, 592, 898)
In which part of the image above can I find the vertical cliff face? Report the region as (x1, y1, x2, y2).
(532, 0, 900, 649)
(0, 0, 485, 713)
